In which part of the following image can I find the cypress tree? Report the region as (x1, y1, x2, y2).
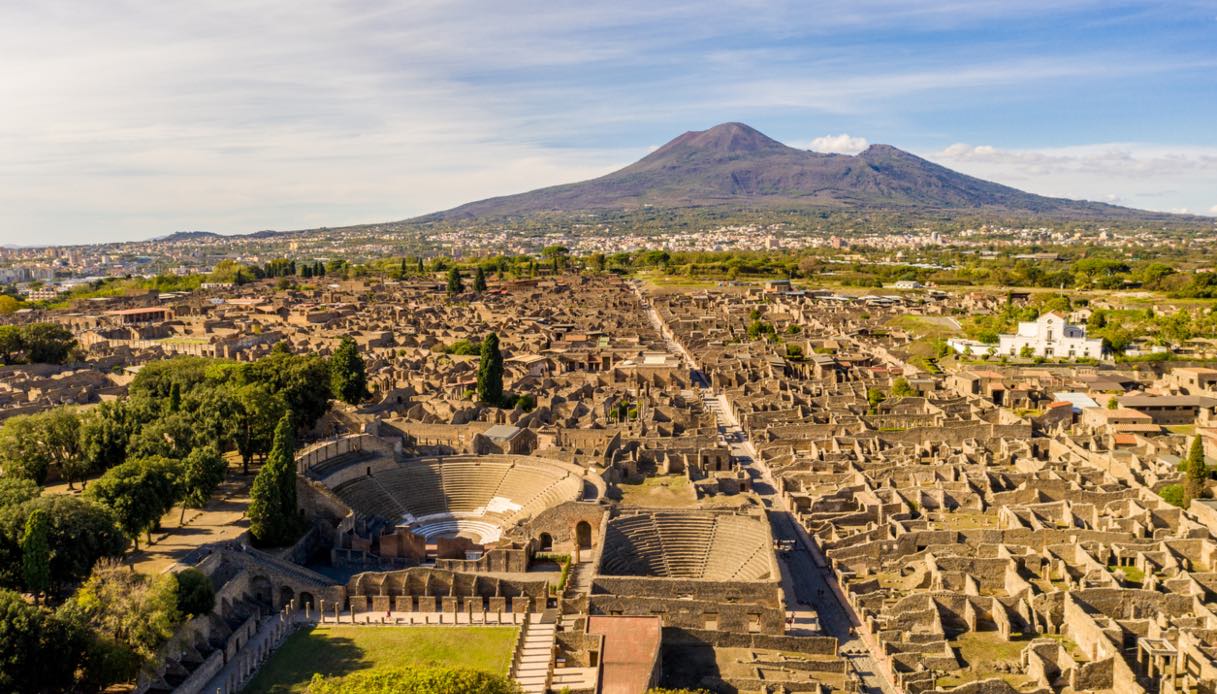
(477, 333, 504, 406)
(399, 258, 407, 278)
(168, 382, 181, 413)
(474, 266, 487, 292)
(330, 336, 369, 405)
(447, 267, 464, 294)
(1185, 435, 1208, 506)
(21, 508, 50, 603)
(248, 413, 299, 546)
(416, 257, 424, 273)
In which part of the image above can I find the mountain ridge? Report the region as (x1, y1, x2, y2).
(417, 122, 1168, 222)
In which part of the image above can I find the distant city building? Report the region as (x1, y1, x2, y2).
(998, 312, 1103, 359)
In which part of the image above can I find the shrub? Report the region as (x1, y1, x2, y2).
(307, 666, 519, 694)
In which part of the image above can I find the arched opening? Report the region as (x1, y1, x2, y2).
(575, 521, 593, 549)
(250, 576, 273, 612)
(300, 592, 315, 610)
(538, 533, 553, 552)
(279, 586, 295, 610)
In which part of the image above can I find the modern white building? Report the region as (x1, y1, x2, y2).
(998, 312, 1103, 359)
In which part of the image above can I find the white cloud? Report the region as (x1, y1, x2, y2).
(808, 134, 870, 154)
(931, 142, 1217, 214)
(1209, 204, 1217, 215)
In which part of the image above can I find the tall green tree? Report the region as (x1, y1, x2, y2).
(20, 508, 50, 603)
(79, 402, 132, 475)
(177, 446, 226, 525)
(230, 383, 286, 474)
(477, 333, 504, 406)
(248, 414, 300, 546)
(85, 458, 179, 549)
(168, 382, 182, 412)
(330, 336, 369, 405)
(473, 265, 488, 292)
(446, 267, 464, 294)
(1185, 435, 1208, 506)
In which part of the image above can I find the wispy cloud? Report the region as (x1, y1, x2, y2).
(0, 0, 1215, 242)
(931, 142, 1217, 214)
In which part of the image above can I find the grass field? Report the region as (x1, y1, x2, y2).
(243, 625, 518, 694)
(618, 474, 698, 507)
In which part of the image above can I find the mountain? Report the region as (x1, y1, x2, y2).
(154, 231, 222, 242)
(420, 122, 1171, 222)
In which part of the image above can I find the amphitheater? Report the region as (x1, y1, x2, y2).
(322, 453, 590, 545)
(599, 509, 775, 581)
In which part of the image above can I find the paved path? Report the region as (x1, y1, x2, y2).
(640, 285, 899, 694)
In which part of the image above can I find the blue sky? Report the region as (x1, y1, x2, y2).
(2, 1, 1216, 245)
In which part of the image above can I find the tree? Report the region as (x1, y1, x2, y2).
(248, 413, 300, 546)
(62, 560, 182, 675)
(1185, 435, 1208, 506)
(891, 377, 917, 397)
(0, 478, 39, 508)
(866, 387, 886, 413)
(473, 265, 488, 292)
(178, 446, 226, 525)
(0, 322, 76, 365)
(79, 402, 132, 475)
(477, 333, 504, 407)
(230, 383, 287, 474)
(446, 267, 464, 294)
(1107, 396, 1119, 410)
(168, 382, 182, 412)
(0, 588, 89, 694)
(174, 568, 215, 618)
(0, 408, 87, 486)
(20, 508, 50, 603)
(1018, 344, 1034, 359)
(0, 495, 125, 594)
(330, 336, 369, 405)
(242, 350, 332, 431)
(416, 257, 424, 274)
(86, 458, 180, 548)
(127, 411, 196, 460)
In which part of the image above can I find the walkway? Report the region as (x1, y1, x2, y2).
(641, 286, 899, 694)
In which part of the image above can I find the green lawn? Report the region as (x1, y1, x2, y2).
(618, 474, 698, 508)
(243, 625, 518, 694)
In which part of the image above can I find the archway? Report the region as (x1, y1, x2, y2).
(300, 592, 315, 610)
(279, 586, 295, 610)
(538, 533, 553, 552)
(251, 576, 273, 612)
(575, 521, 592, 549)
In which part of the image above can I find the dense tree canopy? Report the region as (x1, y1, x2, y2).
(0, 322, 76, 365)
(0, 588, 90, 694)
(0, 495, 126, 595)
(85, 457, 179, 548)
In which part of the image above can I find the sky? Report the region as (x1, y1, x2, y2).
(2, 1, 1216, 245)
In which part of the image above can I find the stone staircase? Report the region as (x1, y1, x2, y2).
(510, 616, 556, 694)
